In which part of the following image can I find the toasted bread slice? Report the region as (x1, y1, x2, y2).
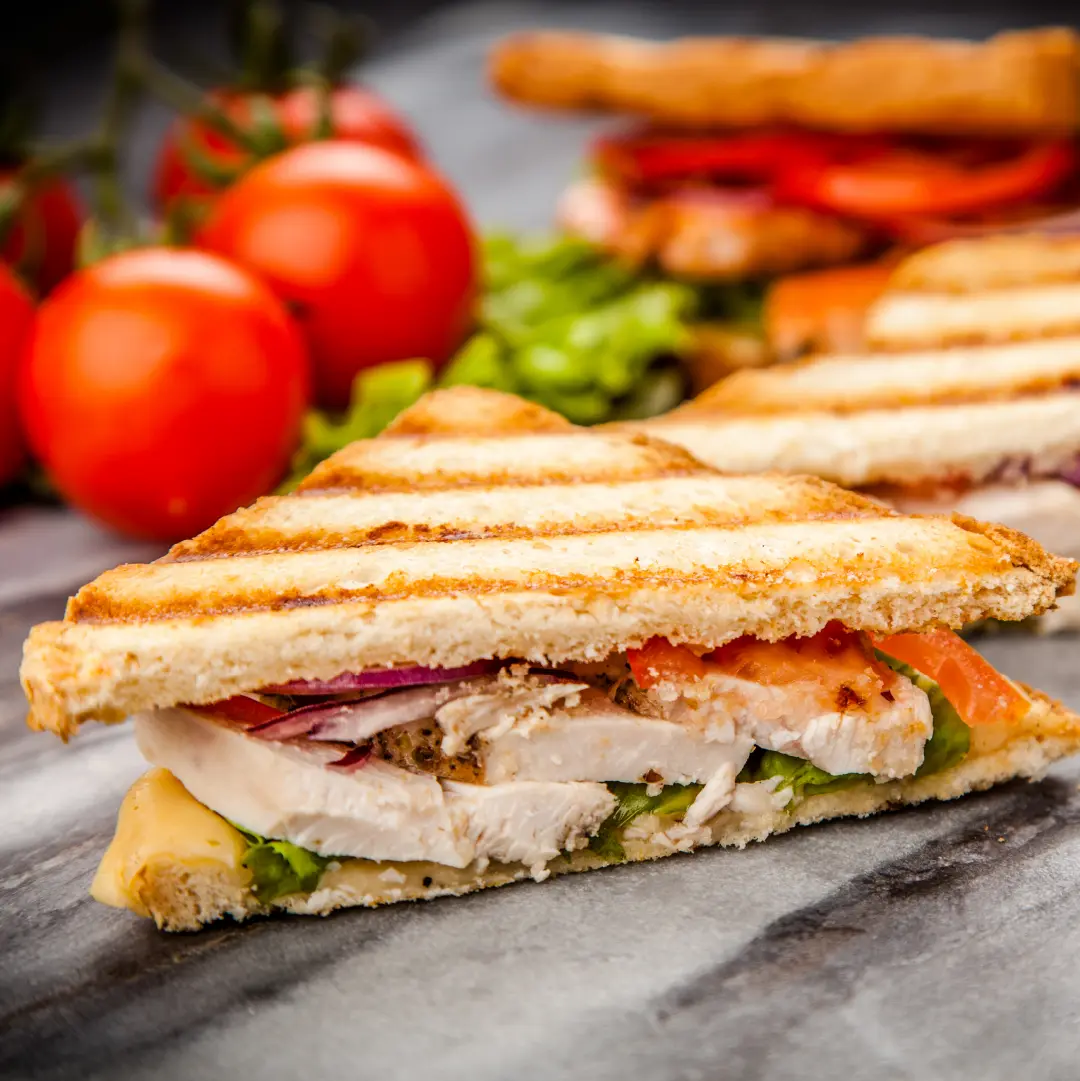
(886, 235, 1080, 294)
(867, 282, 1080, 350)
(866, 235, 1080, 349)
(490, 28, 1080, 136)
(95, 682, 1080, 931)
(642, 393, 1080, 489)
(687, 336, 1080, 414)
(21, 388, 1074, 739)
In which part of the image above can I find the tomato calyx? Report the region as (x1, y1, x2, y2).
(145, 2, 420, 215)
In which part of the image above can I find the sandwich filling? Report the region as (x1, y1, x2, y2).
(571, 129, 1080, 279)
(115, 622, 1028, 905)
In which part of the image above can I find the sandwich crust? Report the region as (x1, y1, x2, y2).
(22, 390, 1076, 738)
(96, 687, 1080, 931)
(490, 28, 1080, 136)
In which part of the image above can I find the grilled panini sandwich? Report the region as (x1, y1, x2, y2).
(490, 27, 1080, 373)
(22, 388, 1080, 931)
(638, 235, 1080, 628)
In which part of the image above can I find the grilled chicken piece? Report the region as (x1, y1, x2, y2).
(558, 177, 869, 280)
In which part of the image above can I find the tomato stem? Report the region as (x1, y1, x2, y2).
(126, 53, 266, 156)
(232, 0, 291, 94)
(308, 6, 373, 85)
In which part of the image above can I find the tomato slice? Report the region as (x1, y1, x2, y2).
(708, 621, 895, 694)
(592, 129, 852, 187)
(870, 628, 1029, 726)
(764, 261, 897, 359)
(627, 638, 708, 688)
(188, 695, 284, 726)
(781, 140, 1076, 220)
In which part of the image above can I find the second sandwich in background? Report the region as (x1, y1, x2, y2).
(636, 234, 1080, 631)
(491, 27, 1080, 371)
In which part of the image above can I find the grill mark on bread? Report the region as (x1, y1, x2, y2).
(20, 387, 1079, 737)
(888, 236, 1080, 294)
(641, 394, 1080, 489)
(680, 338, 1080, 416)
(866, 282, 1080, 351)
(164, 476, 885, 560)
(66, 515, 1027, 623)
(297, 432, 710, 494)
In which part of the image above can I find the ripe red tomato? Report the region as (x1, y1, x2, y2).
(0, 176, 82, 294)
(153, 84, 423, 211)
(0, 264, 34, 486)
(18, 248, 310, 540)
(197, 141, 476, 409)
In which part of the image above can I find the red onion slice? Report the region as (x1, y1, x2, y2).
(262, 660, 502, 695)
(187, 696, 283, 727)
(328, 745, 373, 772)
(248, 685, 464, 744)
(1057, 457, 1080, 488)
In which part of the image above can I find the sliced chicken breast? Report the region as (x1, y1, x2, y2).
(136, 708, 615, 871)
(658, 666, 934, 780)
(437, 684, 754, 785)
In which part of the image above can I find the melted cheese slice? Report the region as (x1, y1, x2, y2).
(91, 767, 250, 914)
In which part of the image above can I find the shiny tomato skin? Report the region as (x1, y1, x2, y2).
(153, 85, 423, 210)
(871, 628, 1029, 726)
(627, 638, 708, 688)
(0, 176, 82, 295)
(18, 248, 310, 540)
(197, 141, 476, 409)
(0, 265, 35, 486)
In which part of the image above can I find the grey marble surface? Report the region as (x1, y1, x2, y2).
(5, 3, 1080, 1079)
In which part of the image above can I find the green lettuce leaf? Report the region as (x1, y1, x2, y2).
(232, 823, 333, 903)
(283, 232, 714, 483)
(736, 651, 972, 807)
(736, 750, 865, 803)
(875, 651, 971, 777)
(590, 782, 702, 862)
(279, 360, 434, 491)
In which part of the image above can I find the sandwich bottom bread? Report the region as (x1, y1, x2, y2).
(24, 389, 1080, 932)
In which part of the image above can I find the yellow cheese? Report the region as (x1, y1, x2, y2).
(91, 768, 251, 916)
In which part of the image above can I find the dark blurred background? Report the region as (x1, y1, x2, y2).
(9, 0, 1080, 229)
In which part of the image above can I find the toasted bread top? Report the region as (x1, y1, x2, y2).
(886, 235, 1080, 295)
(490, 28, 1080, 135)
(22, 389, 1075, 738)
(685, 337, 1080, 415)
(642, 393, 1080, 488)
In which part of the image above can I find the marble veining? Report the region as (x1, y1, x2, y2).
(5, 4, 1080, 1078)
